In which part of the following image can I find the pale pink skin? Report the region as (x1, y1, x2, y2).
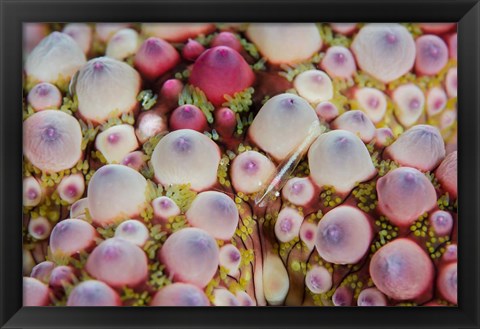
(134, 37, 180, 81)
(141, 23, 215, 42)
(440, 110, 456, 130)
(282, 177, 315, 207)
(351, 24, 416, 83)
(95, 23, 130, 42)
(357, 288, 388, 306)
(57, 173, 85, 204)
(25, 32, 86, 86)
(320, 46, 357, 79)
(293, 70, 333, 103)
(332, 286, 353, 306)
(385, 125, 446, 172)
(121, 151, 147, 171)
(370, 238, 434, 300)
(28, 217, 52, 240)
(50, 219, 96, 256)
(374, 128, 394, 148)
(23, 110, 83, 173)
(135, 111, 168, 144)
(249, 94, 319, 162)
(214, 107, 237, 137)
(213, 288, 241, 306)
(219, 244, 241, 276)
(442, 244, 457, 262)
(63, 23, 92, 55)
(376, 167, 437, 227)
(236, 290, 256, 306)
(230, 150, 276, 194)
(105, 28, 139, 60)
(23, 176, 43, 207)
(445, 67, 457, 98)
(354, 87, 387, 124)
(189, 46, 255, 106)
(159, 79, 184, 112)
(74, 57, 140, 124)
(331, 110, 376, 143)
(160, 227, 219, 288)
(415, 35, 449, 76)
(70, 198, 88, 220)
(27, 82, 62, 111)
(211, 32, 242, 53)
(447, 33, 457, 60)
(274, 207, 304, 243)
(437, 262, 457, 304)
(419, 23, 455, 34)
(391, 84, 425, 127)
(429, 210, 453, 236)
(299, 221, 317, 251)
(30, 261, 55, 284)
(23, 23, 49, 55)
(67, 280, 122, 306)
(315, 101, 339, 123)
(182, 39, 205, 61)
(151, 283, 210, 306)
(23, 277, 51, 306)
(87, 164, 147, 226)
(169, 105, 208, 132)
(186, 191, 239, 240)
(85, 238, 148, 288)
(152, 196, 181, 222)
(246, 23, 322, 65)
(151, 129, 221, 191)
(96, 124, 139, 164)
(330, 23, 357, 35)
(114, 220, 149, 247)
(315, 206, 372, 264)
(305, 266, 332, 294)
(435, 151, 457, 199)
(426, 87, 447, 117)
(308, 130, 377, 195)
(49, 265, 75, 288)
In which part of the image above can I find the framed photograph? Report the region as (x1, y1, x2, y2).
(1, 0, 479, 328)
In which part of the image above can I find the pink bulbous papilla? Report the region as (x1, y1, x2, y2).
(211, 32, 243, 53)
(134, 37, 180, 81)
(189, 46, 255, 106)
(214, 107, 237, 138)
(169, 104, 208, 132)
(370, 238, 434, 301)
(182, 39, 205, 61)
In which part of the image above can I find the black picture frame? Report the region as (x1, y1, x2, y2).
(1, 0, 479, 328)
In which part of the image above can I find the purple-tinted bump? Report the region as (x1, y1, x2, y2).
(368, 97, 379, 109)
(107, 133, 120, 144)
(243, 159, 258, 174)
(385, 32, 397, 44)
(122, 222, 136, 233)
(103, 245, 120, 261)
(65, 185, 77, 198)
(173, 136, 192, 153)
(291, 182, 304, 194)
(334, 52, 345, 64)
(43, 126, 58, 142)
(324, 224, 343, 245)
(409, 99, 421, 110)
(230, 250, 241, 262)
(27, 189, 38, 200)
(280, 217, 293, 233)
